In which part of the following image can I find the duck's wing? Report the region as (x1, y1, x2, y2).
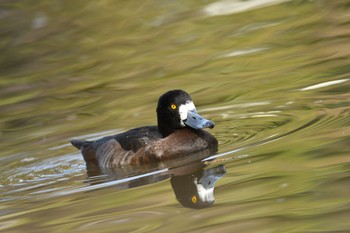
(71, 126, 162, 167)
(93, 126, 162, 167)
(106, 126, 162, 152)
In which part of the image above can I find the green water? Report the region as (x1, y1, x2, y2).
(1, 0, 350, 232)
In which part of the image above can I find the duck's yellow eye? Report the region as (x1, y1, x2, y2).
(171, 104, 177, 110)
(191, 195, 197, 204)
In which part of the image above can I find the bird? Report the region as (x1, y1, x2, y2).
(71, 90, 217, 168)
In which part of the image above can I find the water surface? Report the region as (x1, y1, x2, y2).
(1, 1, 350, 232)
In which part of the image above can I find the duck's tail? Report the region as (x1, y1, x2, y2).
(71, 139, 97, 164)
(70, 139, 86, 150)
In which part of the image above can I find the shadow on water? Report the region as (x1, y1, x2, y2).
(171, 164, 226, 209)
(82, 150, 226, 209)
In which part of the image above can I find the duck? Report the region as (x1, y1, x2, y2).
(71, 90, 218, 168)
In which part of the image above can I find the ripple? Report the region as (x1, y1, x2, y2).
(214, 109, 295, 150)
(202, 0, 290, 17)
(206, 99, 349, 164)
(1, 153, 85, 201)
(300, 79, 349, 91)
(218, 47, 268, 58)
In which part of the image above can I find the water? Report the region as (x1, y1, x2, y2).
(1, 0, 350, 232)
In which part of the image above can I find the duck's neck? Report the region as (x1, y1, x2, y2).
(158, 123, 175, 138)
(157, 110, 185, 137)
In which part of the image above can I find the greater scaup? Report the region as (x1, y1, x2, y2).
(71, 90, 218, 167)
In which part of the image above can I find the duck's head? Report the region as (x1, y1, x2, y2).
(157, 90, 215, 137)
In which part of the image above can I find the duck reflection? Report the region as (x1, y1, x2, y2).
(85, 158, 226, 209)
(170, 164, 225, 209)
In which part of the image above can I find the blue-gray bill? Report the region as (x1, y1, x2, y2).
(185, 111, 215, 129)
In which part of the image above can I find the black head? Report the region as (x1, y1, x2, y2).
(156, 90, 214, 137)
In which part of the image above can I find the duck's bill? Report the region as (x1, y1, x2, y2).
(185, 111, 215, 129)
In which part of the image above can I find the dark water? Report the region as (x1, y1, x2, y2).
(1, 1, 350, 232)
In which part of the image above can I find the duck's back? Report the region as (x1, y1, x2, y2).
(97, 126, 162, 152)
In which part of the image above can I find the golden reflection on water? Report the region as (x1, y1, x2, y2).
(1, 0, 350, 232)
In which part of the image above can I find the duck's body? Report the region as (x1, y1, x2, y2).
(71, 90, 217, 168)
